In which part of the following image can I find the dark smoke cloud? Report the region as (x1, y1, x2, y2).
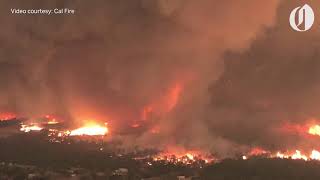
(0, 0, 281, 156)
(208, 1, 320, 153)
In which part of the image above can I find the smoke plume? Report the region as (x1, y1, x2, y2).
(0, 0, 286, 157)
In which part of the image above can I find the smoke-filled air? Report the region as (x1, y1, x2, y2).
(3, 0, 320, 161)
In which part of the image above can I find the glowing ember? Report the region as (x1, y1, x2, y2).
(45, 114, 60, 124)
(276, 152, 289, 159)
(20, 124, 43, 132)
(70, 124, 108, 136)
(0, 112, 16, 121)
(291, 150, 308, 161)
(47, 120, 59, 125)
(186, 153, 194, 160)
(308, 125, 320, 136)
(153, 150, 213, 165)
(249, 147, 269, 156)
(131, 123, 141, 128)
(241, 147, 320, 162)
(242, 147, 270, 159)
(150, 126, 160, 134)
(58, 131, 71, 137)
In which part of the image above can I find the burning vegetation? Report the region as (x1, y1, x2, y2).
(20, 124, 43, 133)
(0, 112, 16, 121)
(4, 111, 320, 166)
(69, 123, 109, 136)
(308, 125, 320, 136)
(152, 150, 214, 165)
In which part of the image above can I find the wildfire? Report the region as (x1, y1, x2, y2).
(20, 124, 43, 133)
(308, 125, 320, 136)
(242, 156, 248, 160)
(153, 150, 213, 165)
(45, 114, 60, 125)
(153, 153, 212, 164)
(131, 123, 141, 128)
(241, 147, 270, 160)
(14, 112, 320, 166)
(242, 146, 320, 162)
(275, 152, 289, 159)
(150, 126, 160, 134)
(0, 112, 16, 121)
(142, 106, 153, 121)
(69, 123, 108, 136)
(310, 150, 320, 160)
(140, 82, 183, 121)
(167, 83, 182, 111)
(291, 150, 308, 161)
(248, 147, 269, 156)
(274, 150, 320, 161)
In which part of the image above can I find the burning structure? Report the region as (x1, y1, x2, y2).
(1, 0, 320, 179)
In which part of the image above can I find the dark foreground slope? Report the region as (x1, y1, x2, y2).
(202, 158, 320, 180)
(1, 133, 320, 179)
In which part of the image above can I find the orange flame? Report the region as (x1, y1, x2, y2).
(308, 125, 320, 136)
(153, 151, 213, 164)
(310, 150, 320, 160)
(140, 82, 183, 121)
(291, 150, 308, 161)
(70, 123, 108, 136)
(131, 123, 141, 128)
(243, 146, 320, 162)
(0, 112, 16, 121)
(20, 124, 43, 132)
(249, 147, 269, 156)
(274, 150, 320, 161)
(150, 125, 160, 134)
(152, 147, 214, 165)
(45, 114, 60, 125)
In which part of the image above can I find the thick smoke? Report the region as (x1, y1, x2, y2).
(0, 0, 281, 156)
(209, 1, 320, 153)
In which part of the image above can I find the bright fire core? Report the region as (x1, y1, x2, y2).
(69, 124, 108, 136)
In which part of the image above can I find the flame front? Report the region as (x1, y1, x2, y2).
(0, 112, 16, 121)
(310, 150, 320, 160)
(13, 114, 320, 164)
(20, 124, 43, 133)
(70, 124, 108, 136)
(272, 150, 320, 161)
(45, 114, 60, 125)
(308, 125, 320, 136)
(152, 149, 214, 165)
(291, 150, 308, 161)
